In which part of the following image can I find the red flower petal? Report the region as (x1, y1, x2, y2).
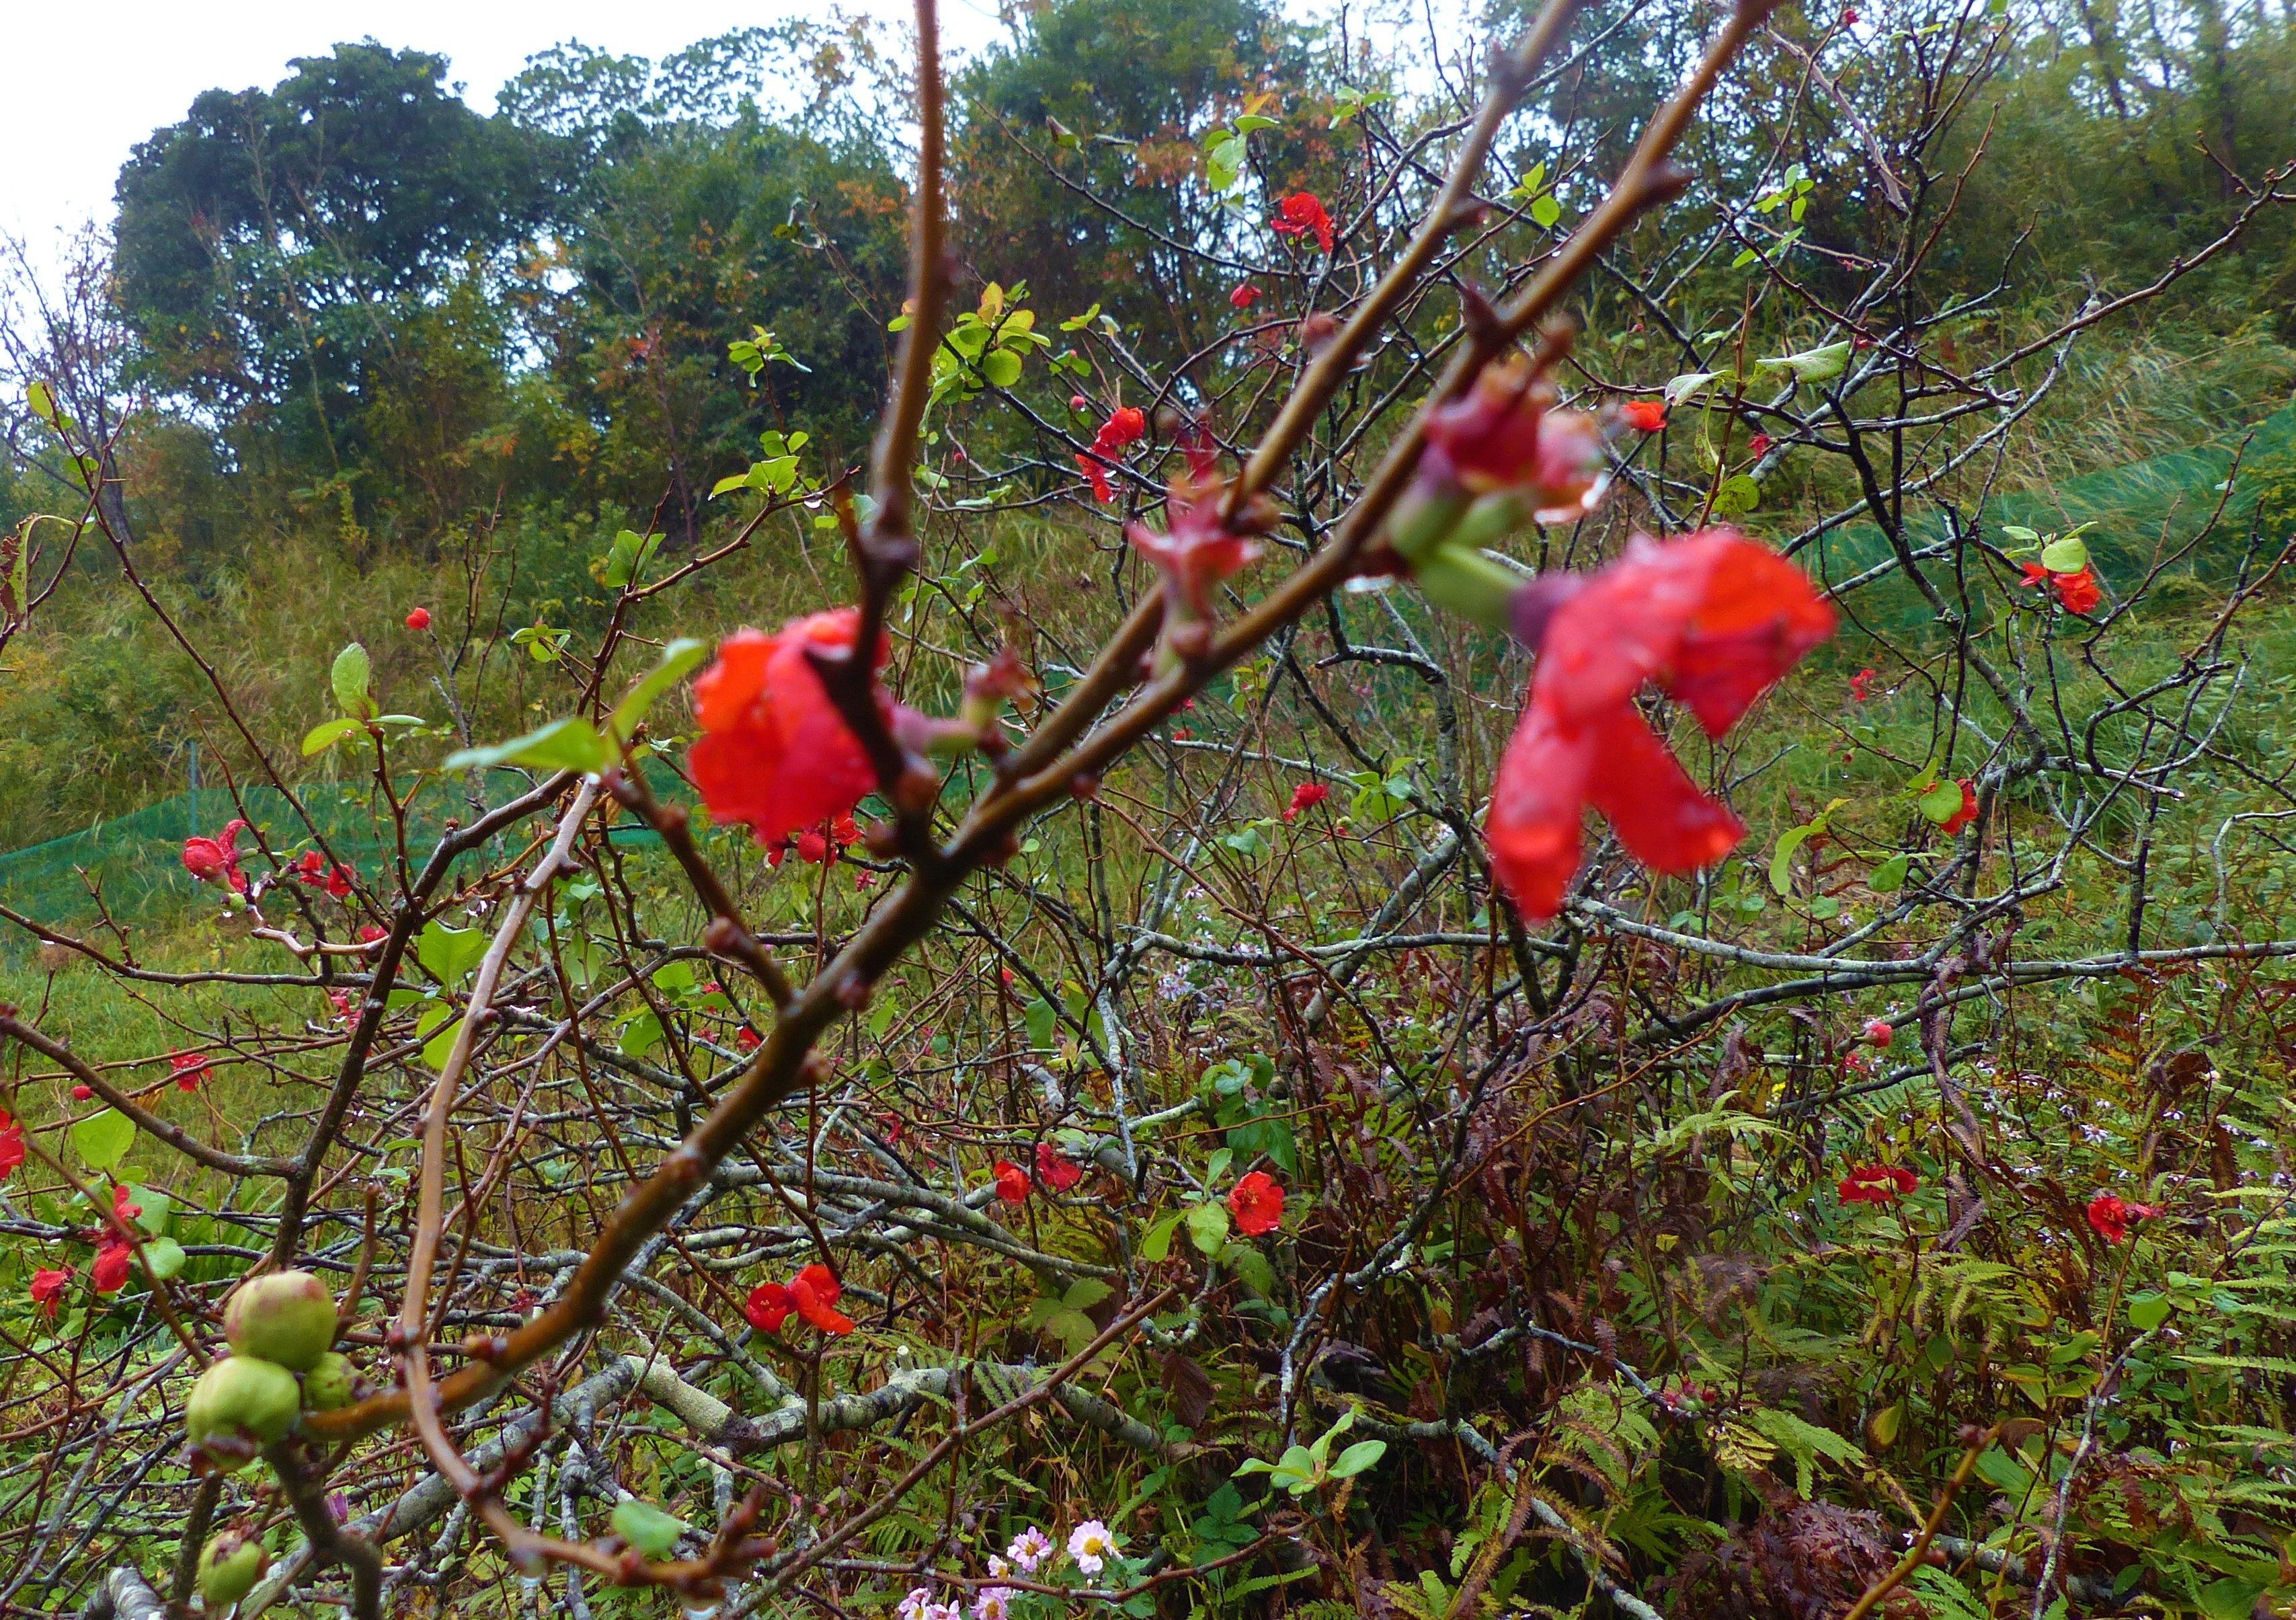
(92, 1239, 134, 1294)
(1229, 1171, 1285, 1235)
(30, 1267, 70, 1316)
(993, 1159, 1031, 1204)
(1580, 703, 1745, 876)
(1622, 399, 1667, 432)
(0, 1112, 22, 1182)
(688, 614, 887, 849)
(1035, 1141, 1084, 1192)
(792, 1263, 855, 1334)
(1486, 701, 1594, 921)
(745, 1282, 793, 1333)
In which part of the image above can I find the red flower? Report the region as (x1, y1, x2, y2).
(182, 820, 249, 892)
(1837, 1163, 1917, 1204)
(358, 925, 388, 944)
(170, 1052, 212, 1092)
(112, 1183, 142, 1224)
(1862, 1019, 1893, 1049)
(0, 1112, 22, 1181)
(1621, 399, 1668, 433)
(795, 829, 829, 864)
(2020, 564, 2103, 615)
(71, 1085, 93, 1101)
(1284, 781, 1331, 822)
(1421, 355, 1607, 522)
(92, 1237, 134, 1294)
(1070, 393, 1088, 411)
(30, 1268, 70, 1317)
(1487, 531, 1836, 919)
(1230, 284, 1260, 309)
(689, 612, 898, 849)
(1076, 406, 1148, 504)
(1125, 440, 1271, 621)
(1940, 779, 1979, 837)
(405, 607, 432, 631)
(2086, 1192, 2160, 1245)
(791, 1262, 855, 1334)
(1271, 191, 1335, 253)
(1748, 432, 1774, 457)
(1849, 666, 1876, 703)
(1230, 1171, 1285, 1235)
(993, 1159, 1031, 1204)
(736, 1026, 761, 1051)
(1035, 1141, 1084, 1192)
(745, 1281, 793, 1333)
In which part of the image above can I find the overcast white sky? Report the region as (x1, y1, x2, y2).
(2, 0, 1015, 254)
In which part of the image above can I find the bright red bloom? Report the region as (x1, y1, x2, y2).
(71, 1084, 93, 1101)
(1621, 399, 1668, 433)
(1837, 1163, 1917, 1204)
(1271, 192, 1335, 253)
(1748, 433, 1774, 457)
(2021, 564, 2103, 615)
(1487, 531, 1836, 919)
(182, 820, 249, 892)
(791, 1263, 855, 1334)
(1230, 283, 1260, 309)
(1035, 1141, 1084, 1192)
(1125, 440, 1271, 621)
(795, 829, 829, 864)
(1421, 356, 1607, 522)
(357, 924, 388, 944)
(1284, 781, 1331, 822)
(405, 607, 432, 631)
(1230, 1171, 1285, 1235)
(993, 1159, 1031, 1204)
(1940, 779, 1979, 837)
(112, 1184, 142, 1224)
(91, 1237, 133, 1294)
(2086, 1192, 2160, 1245)
(736, 1026, 761, 1051)
(171, 1052, 212, 1091)
(745, 1281, 793, 1333)
(689, 612, 896, 849)
(31, 1268, 70, 1317)
(0, 1112, 20, 1180)
(1070, 394, 1088, 411)
(1849, 666, 1876, 703)
(1863, 1019, 1893, 1049)
(1076, 406, 1148, 503)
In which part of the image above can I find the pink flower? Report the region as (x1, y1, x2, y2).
(1271, 192, 1335, 253)
(1006, 1527, 1054, 1574)
(2086, 1193, 2160, 1245)
(1284, 781, 1331, 822)
(1487, 531, 1835, 919)
(1125, 440, 1272, 621)
(1229, 1171, 1285, 1236)
(182, 820, 249, 892)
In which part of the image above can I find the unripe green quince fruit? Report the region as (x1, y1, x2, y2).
(301, 1350, 361, 1412)
(223, 1270, 337, 1371)
(185, 1355, 300, 1465)
(197, 1529, 268, 1605)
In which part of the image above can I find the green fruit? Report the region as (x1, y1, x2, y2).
(197, 1529, 268, 1606)
(185, 1356, 300, 1465)
(222, 1270, 337, 1371)
(301, 1351, 360, 1412)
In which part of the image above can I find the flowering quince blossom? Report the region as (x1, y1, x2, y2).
(292, 851, 355, 896)
(405, 607, 432, 630)
(1283, 781, 1331, 822)
(2020, 562, 2103, 615)
(1837, 1164, 1917, 1204)
(31, 1267, 70, 1317)
(0, 1110, 22, 1180)
(1748, 432, 1774, 457)
(1271, 191, 1335, 253)
(1939, 779, 1980, 836)
(2086, 1192, 2160, 1245)
(1125, 438, 1278, 633)
(181, 819, 249, 892)
(745, 1280, 793, 1333)
(1229, 283, 1260, 309)
(689, 611, 910, 849)
(791, 1262, 856, 1334)
(1417, 356, 1607, 523)
(357, 924, 388, 944)
(1006, 1527, 1054, 1574)
(1620, 399, 1668, 433)
(1486, 529, 1836, 919)
(992, 1159, 1031, 1204)
(92, 1233, 134, 1294)
(1849, 666, 1877, 702)
(1076, 405, 1147, 503)
(1863, 1019, 1893, 1049)
(1229, 1171, 1285, 1235)
(1067, 1520, 1119, 1576)
(72, 1084, 93, 1101)
(1035, 1141, 1084, 1192)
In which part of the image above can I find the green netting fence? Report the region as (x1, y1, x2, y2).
(2, 400, 2291, 947)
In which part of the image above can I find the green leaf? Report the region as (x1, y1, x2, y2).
(1757, 340, 1851, 383)
(139, 1237, 188, 1281)
(26, 381, 54, 420)
(2040, 535, 2090, 572)
(611, 1499, 688, 1559)
(1186, 1201, 1231, 1256)
(620, 1011, 664, 1063)
(1023, 997, 1058, 1049)
(1331, 1438, 1387, 1478)
(72, 1109, 135, 1172)
(608, 639, 709, 746)
(1529, 193, 1562, 229)
(1060, 303, 1103, 332)
(1205, 135, 1243, 192)
(301, 717, 364, 757)
(1220, 1240, 1275, 1295)
(422, 1013, 465, 1070)
(331, 642, 373, 720)
(2128, 1293, 2174, 1331)
(1665, 371, 1725, 406)
(1064, 1278, 1114, 1310)
(2000, 524, 2040, 544)
(980, 347, 1023, 388)
(128, 1184, 171, 1235)
(1712, 473, 1761, 516)
(1870, 851, 1910, 892)
(442, 716, 611, 775)
(1140, 1211, 1185, 1263)
(416, 923, 489, 985)
(1234, 114, 1280, 134)
(1915, 779, 1965, 825)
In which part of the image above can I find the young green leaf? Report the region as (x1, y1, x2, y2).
(71, 1110, 135, 1172)
(608, 639, 709, 746)
(442, 716, 612, 775)
(610, 1499, 688, 1559)
(331, 642, 374, 720)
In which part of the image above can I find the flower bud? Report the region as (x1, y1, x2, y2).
(198, 1528, 270, 1605)
(186, 1355, 301, 1464)
(301, 1350, 362, 1412)
(223, 1270, 338, 1371)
